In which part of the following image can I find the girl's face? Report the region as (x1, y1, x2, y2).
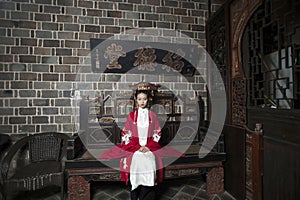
(136, 92, 148, 109)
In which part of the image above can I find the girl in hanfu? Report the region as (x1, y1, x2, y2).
(99, 82, 184, 200)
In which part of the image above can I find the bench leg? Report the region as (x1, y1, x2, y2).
(68, 176, 90, 200)
(206, 167, 224, 195)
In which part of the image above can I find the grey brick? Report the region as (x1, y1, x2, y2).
(128, 0, 142, 3)
(58, 0, 74, 6)
(119, 3, 133, 11)
(58, 31, 74, 39)
(44, 40, 60, 47)
(43, 74, 59, 81)
(43, 108, 59, 115)
(10, 117, 26, 124)
(66, 7, 82, 15)
(119, 19, 133, 27)
(36, 30, 52, 38)
(138, 20, 153, 27)
(0, 108, 14, 115)
(21, 4, 39, 12)
(62, 124, 75, 132)
(33, 82, 51, 89)
(35, 0, 51, 4)
(64, 74, 77, 81)
(65, 40, 81, 48)
(156, 22, 171, 29)
(19, 55, 37, 63)
(40, 125, 58, 132)
(21, 38, 37, 46)
(34, 47, 51, 55)
(11, 81, 28, 89)
(0, 72, 14, 80)
(104, 74, 121, 82)
(0, 90, 13, 98)
(42, 56, 59, 64)
(33, 99, 50, 106)
(32, 116, 49, 124)
(182, 2, 196, 9)
(20, 73, 38, 81)
(10, 99, 28, 107)
(145, 13, 159, 20)
(55, 99, 71, 106)
(11, 11, 29, 20)
(40, 90, 58, 98)
(0, 28, 6, 36)
(11, 47, 28, 54)
(12, 29, 30, 37)
(0, 37, 14, 45)
(55, 116, 71, 123)
(137, 5, 152, 12)
(86, 9, 102, 17)
(107, 10, 122, 18)
(76, 83, 93, 90)
(56, 48, 72, 56)
(19, 108, 36, 115)
(192, 25, 204, 31)
(164, 15, 178, 22)
(98, 2, 113, 9)
(0, 20, 14, 28)
(0, 55, 13, 62)
(18, 21, 37, 29)
(97, 82, 113, 90)
(64, 23, 80, 31)
(19, 90, 36, 97)
(182, 16, 195, 23)
(19, 125, 36, 133)
(99, 18, 114, 25)
(63, 57, 79, 64)
(175, 23, 189, 30)
(0, 2, 15, 10)
(164, 0, 178, 7)
(147, 0, 160, 6)
(78, 0, 93, 8)
(35, 13, 51, 21)
(85, 25, 100, 33)
(0, 126, 12, 134)
(156, 7, 171, 14)
(32, 64, 50, 72)
(63, 90, 72, 97)
(54, 65, 71, 73)
(44, 5, 61, 13)
(42, 22, 58, 30)
(126, 12, 140, 19)
(57, 15, 73, 22)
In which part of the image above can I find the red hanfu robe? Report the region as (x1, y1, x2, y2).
(99, 109, 184, 185)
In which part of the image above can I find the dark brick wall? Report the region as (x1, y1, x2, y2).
(0, 0, 223, 134)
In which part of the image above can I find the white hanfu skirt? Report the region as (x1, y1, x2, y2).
(130, 151, 156, 190)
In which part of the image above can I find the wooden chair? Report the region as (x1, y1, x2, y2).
(0, 132, 69, 200)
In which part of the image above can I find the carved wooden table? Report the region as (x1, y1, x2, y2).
(65, 151, 225, 200)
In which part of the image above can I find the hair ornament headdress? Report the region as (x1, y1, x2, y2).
(131, 82, 160, 107)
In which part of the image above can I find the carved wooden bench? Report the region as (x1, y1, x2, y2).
(65, 136, 225, 200)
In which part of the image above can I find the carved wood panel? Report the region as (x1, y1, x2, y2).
(230, 0, 263, 127)
(68, 176, 90, 200)
(245, 124, 263, 200)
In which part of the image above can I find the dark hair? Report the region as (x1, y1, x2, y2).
(134, 90, 150, 99)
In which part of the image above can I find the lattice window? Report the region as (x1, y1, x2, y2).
(243, 0, 300, 109)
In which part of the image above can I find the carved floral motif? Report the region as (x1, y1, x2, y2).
(68, 176, 90, 200)
(232, 78, 246, 126)
(206, 167, 224, 195)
